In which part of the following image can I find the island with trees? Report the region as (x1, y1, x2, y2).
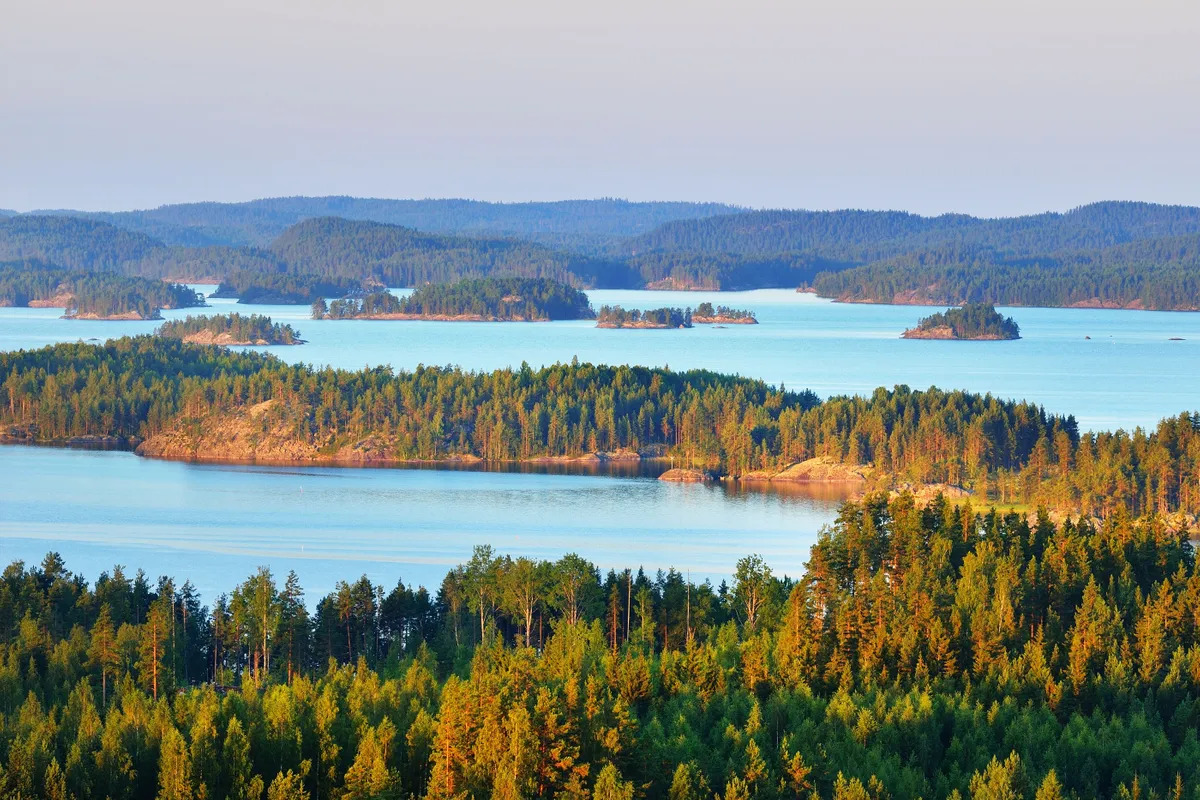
(595, 305, 692, 328)
(0, 262, 203, 319)
(902, 302, 1021, 340)
(691, 301, 758, 324)
(312, 277, 595, 321)
(156, 313, 302, 345)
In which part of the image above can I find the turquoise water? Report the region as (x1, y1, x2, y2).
(2, 288, 1198, 599)
(0, 445, 845, 602)
(2, 287, 1197, 430)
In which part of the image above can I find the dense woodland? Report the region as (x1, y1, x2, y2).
(3, 337, 1199, 518)
(157, 315, 302, 345)
(596, 307, 693, 329)
(6, 200, 1200, 304)
(4, 494, 1200, 798)
(0, 263, 202, 319)
(904, 305, 1020, 340)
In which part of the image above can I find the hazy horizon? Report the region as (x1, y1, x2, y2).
(3, 194, 1196, 220)
(3, 0, 1198, 216)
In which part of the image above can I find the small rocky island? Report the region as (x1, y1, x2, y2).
(902, 303, 1020, 340)
(691, 302, 757, 324)
(313, 277, 595, 321)
(157, 313, 303, 345)
(596, 306, 692, 329)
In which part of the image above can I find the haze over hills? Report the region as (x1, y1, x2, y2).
(3, 198, 1200, 308)
(21, 197, 745, 250)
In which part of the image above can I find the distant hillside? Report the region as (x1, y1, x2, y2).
(6, 200, 1200, 306)
(623, 201, 1200, 261)
(813, 233, 1200, 309)
(0, 216, 166, 272)
(269, 217, 637, 288)
(25, 196, 745, 249)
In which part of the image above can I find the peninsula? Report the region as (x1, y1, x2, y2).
(902, 303, 1020, 340)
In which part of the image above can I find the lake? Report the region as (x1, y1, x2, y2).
(2, 288, 1197, 432)
(0, 445, 847, 603)
(2, 288, 1198, 601)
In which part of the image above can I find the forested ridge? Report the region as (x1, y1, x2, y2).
(5, 492, 1200, 798)
(3, 337, 1200, 518)
(6, 201, 1200, 304)
(0, 263, 203, 319)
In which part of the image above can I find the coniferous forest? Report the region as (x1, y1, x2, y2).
(4, 493, 1200, 798)
(3, 337, 1200, 519)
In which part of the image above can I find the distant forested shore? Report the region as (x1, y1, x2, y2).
(3, 199, 1200, 308)
(2, 336, 1199, 520)
(0, 261, 202, 319)
(4, 490, 1200, 798)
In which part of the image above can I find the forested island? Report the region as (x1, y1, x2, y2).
(3, 336, 1199, 519)
(7, 200, 1200, 306)
(314, 278, 595, 321)
(0, 262, 202, 319)
(156, 313, 302, 345)
(691, 302, 757, 324)
(6, 489, 1200, 798)
(211, 270, 362, 304)
(902, 303, 1021, 340)
(596, 306, 692, 328)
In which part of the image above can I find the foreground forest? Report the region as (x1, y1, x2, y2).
(3, 495, 1200, 798)
(2, 337, 1199, 519)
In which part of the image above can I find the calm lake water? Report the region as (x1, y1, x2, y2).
(2, 288, 1198, 600)
(0, 445, 846, 602)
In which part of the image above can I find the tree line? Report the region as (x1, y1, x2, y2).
(3, 337, 1200, 518)
(4, 492, 1200, 797)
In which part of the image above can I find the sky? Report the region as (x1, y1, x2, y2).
(2, 0, 1198, 216)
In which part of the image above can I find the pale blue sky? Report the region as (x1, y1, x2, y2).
(2, 0, 1197, 215)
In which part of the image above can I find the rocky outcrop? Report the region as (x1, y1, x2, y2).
(658, 468, 714, 483)
(738, 456, 872, 483)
